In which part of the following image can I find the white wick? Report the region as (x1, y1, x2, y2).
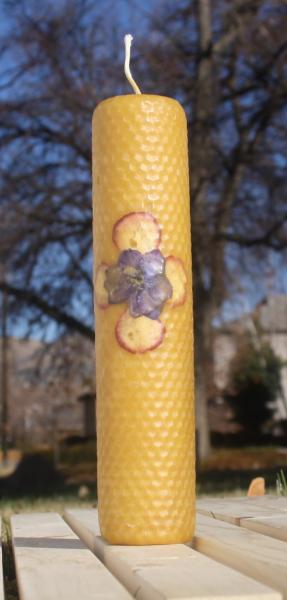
(124, 34, 141, 95)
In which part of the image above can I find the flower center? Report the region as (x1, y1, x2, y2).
(124, 265, 144, 290)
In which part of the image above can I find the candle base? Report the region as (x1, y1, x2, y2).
(99, 516, 195, 546)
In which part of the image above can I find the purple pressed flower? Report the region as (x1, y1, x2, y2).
(118, 249, 142, 270)
(104, 266, 133, 303)
(142, 249, 165, 277)
(104, 248, 172, 320)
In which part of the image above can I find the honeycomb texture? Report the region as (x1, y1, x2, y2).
(92, 95, 195, 545)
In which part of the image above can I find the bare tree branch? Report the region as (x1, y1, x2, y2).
(0, 281, 94, 340)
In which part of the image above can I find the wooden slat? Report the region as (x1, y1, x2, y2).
(239, 496, 287, 512)
(0, 518, 4, 600)
(11, 513, 132, 600)
(196, 496, 287, 525)
(65, 508, 281, 600)
(240, 514, 287, 542)
(194, 513, 287, 599)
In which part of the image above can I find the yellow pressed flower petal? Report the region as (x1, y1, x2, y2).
(113, 211, 161, 253)
(165, 256, 187, 307)
(115, 309, 165, 353)
(95, 263, 109, 308)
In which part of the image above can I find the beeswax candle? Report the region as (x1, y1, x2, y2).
(92, 36, 195, 545)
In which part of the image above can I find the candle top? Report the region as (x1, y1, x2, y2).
(93, 34, 186, 121)
(93, 93, 187, 124)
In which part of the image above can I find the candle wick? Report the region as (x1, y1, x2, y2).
(124, 34, 141, 95)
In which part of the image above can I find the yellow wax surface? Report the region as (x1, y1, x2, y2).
(92, 94, 195, 544)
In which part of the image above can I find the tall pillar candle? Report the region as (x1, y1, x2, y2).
(93, 70, 195, 544)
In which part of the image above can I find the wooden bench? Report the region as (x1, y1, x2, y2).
(2, 496, 287, 599)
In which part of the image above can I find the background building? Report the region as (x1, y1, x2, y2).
(0, 335, 95, 447)
(214, 295, 287, 433)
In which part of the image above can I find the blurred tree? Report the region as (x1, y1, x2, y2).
(225, 332, 283, 434)
(0, 0, 287, 460)
(0, 0, 125, 339)
(140, 0, 287, 457)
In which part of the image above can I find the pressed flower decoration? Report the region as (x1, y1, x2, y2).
(95, 211, 187, 353)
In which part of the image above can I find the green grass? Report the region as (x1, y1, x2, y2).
(0, 492, 96, 521)
(276, 469, 287, 495)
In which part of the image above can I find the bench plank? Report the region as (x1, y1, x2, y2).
(240, 496, 287, 512)
(11, 513, 132, 600)
(0, 518, 4, 600)
(196, 497, 287, 525)
(194, 513, 287, 599)
(65, 508, 281, 600)
(240, 515, 287, 542)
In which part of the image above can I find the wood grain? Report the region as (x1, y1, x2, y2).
(11, 512, 132, 600)
(65, 508, 281, 600)
(194, 512, 287, 599)
(240, 514, 287, 542)
(196, 496, 287, 525)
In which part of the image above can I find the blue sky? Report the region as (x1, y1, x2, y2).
(1, 0, 286, 340)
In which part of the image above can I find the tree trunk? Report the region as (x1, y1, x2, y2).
(1, 284, 9, 465)
(192, 0, 214, 462)
(194, 288, 213, 462)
